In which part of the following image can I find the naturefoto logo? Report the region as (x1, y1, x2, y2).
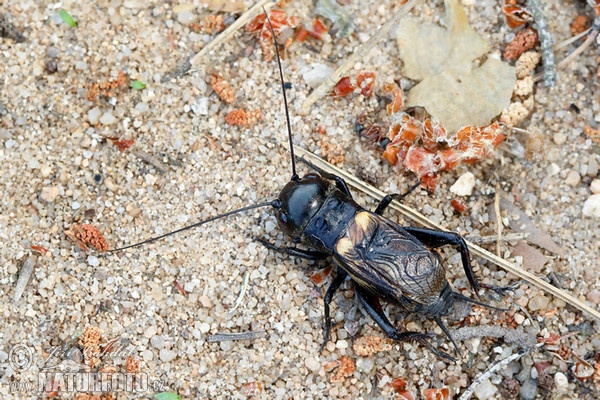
(8, 342, 151, 394)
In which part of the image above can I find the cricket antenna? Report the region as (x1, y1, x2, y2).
(108, 200, 281, 252)
(263, 7, 299, 181)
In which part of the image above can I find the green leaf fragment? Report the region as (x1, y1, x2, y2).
(154, 392, 181, 400)
(59, 10, 77, 28)
(131, 80, 146, 90)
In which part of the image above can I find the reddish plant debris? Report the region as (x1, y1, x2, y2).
(224, 109, 263, 126)
(246, 9, 298, 62)
(391, 377, 415, 400)
(571, 354, 595, 381)
(382, 113, 505, 191)
(382, 82, 404, 115)
(209, 72, 235, 103)
(331, 76, 354, 97)
(323, 359, 341, 372)
(570, 15, 589, 36)
(502, 4, 533, 29)
(109, 136, 135, 152)
(65, 224, 109, 252)
(352, 335, 393, 357)
(87, 70, 128, 101)
(504, 28, 539, 61)
(355, 114, 386, 145)
(173, 280, 186, 296)
(423, 387, 450, 400)
(31, 244, 51, 257)
(309, 266, 332, 285)
(451, 198, 468, 214)
(329, 356, 355, 383)
(242, 381, 263, 396)
(538, 332, 561, 345)
(296, 18, 328, 42)
(331, 72, 377, 98)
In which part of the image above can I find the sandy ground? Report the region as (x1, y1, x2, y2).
(1, 0, 599, 399)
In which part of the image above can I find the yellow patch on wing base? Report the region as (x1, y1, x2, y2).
(354, 212, 371, 232)
(336, 238, 354, 256)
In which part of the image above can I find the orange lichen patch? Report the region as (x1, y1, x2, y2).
(309, 266, 332, 285)
(224, 109, 263, 126)
(382, 82, 404, 115)
(423, 387, 450, 400)
(331, 76, 354, 97)
(80, 326, 102, 368)
(501, 4, 533, 29)
(329, 356, 355, 383)
(192, 14, 225, 34)
(65, 224, 108, 252)
(108, 136, 135, 152)
(570, 15, 589, 36)
(318, 136, 345, 164)
(357, 71, 376, 97)
(383, 113, 505, 190)
(504, 28, 539, 61)
(242, 382, 263, 396)
(246, 9, 298, 62)
(209, 72, 235, 103)
(125, 356, 140, 373)
(352, 335, 393, 357)
(584, 125, 600, 144)
(87, 70, 128, 101)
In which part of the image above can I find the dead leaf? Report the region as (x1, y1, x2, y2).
(396, 0, 515, 132)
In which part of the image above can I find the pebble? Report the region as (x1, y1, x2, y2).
(87, 256, 100, 267)
(305, 357, 320, 372)
(514, 313, 525, 324)
(88, 107, 102, 124)
(450, 172, 476, 196)
(582, 194, 600, 218)
(520, 378, 538, 400)
(151, 335, 165, 349)
(586, 289, 600, 304)
(302, 64, 334, 88)
(528, 294, 550, 311)
(553, 132, 567, 145)
(473, 379, 497, 399)
(40, 186, 60, 202)
(191, 97, 208, 115)
(40, 165, 53, 177)
(99, 112, 117, 125)
(565, 170, 581, 187)
(177, 11, 195, 25)
(159, 348, 177, 363)
(590, 179, 600, 194)
(355, 358, 374, 374)
(554, 372, 568, 390)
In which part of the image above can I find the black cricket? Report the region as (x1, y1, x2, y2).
(111, 11, 507, 361)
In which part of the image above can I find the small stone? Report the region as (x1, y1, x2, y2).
(99, 112, 117, 125)
(565, 170, 581, 187)
(41, 165, 53, 178)
(88, 108, 102, 124)
(144, 325, 157, 338)
(87, 256, 100, 267)
(71, 201, 81, 210)
(191, 97, 208, 115)
(528, 294, 550, 311)
(582, 194, 600, 218)
(473, 379, 497, 399)
(199, 295, 212, 308)
(554, 372, 568, 389)
(514, 313, 525, 324)
(553, 132, 567, 145)
(335, 340, 348, 349)
(590, 179, 600, 194)
(40, 186, 60, 202)
(355, 358, 374, 374)
(450, 172, 476, 196)
(159, 348, 177, 363)
(520, 378, 538, 400)
(151, 335, 165, 349)
(305, 357, 320, 372)
(199, 322, 210, 333)
(302, 64, 334, 88)
(586, 289, 600, 304)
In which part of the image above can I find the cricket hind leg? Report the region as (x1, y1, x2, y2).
(355, 286, 457, 361)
